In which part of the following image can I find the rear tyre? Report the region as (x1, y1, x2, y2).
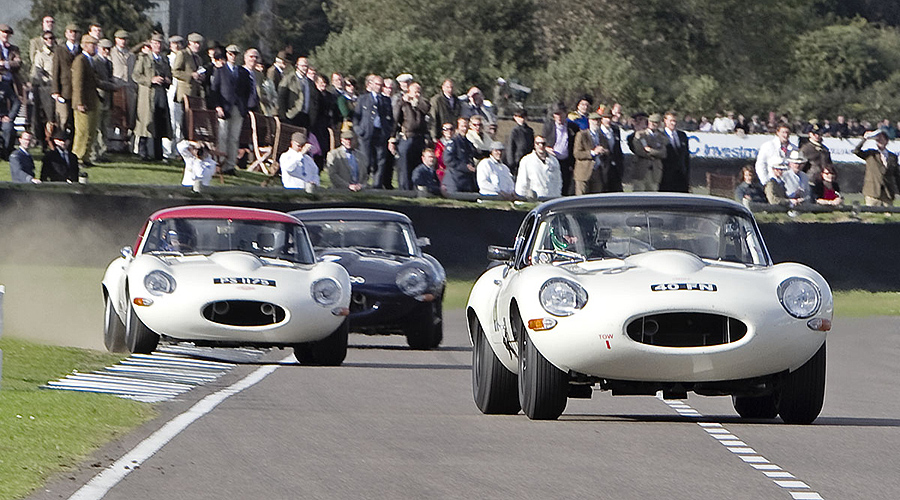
(103, 294, 127, 353)
(472, 319, 520, 415)
(778, 342, 826, 424)
(125, 302, 159, 354)
(515, 309, 568, 420)
(294, 319, 349, 366)
(405, 301, 443, 350)
(732, 393, 778, 419)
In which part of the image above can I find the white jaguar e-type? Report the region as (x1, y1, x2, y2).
(468, 193, 832, 423)
(102, 205, 351, 365)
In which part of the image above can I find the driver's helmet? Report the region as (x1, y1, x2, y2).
(548, 216, 575, 251)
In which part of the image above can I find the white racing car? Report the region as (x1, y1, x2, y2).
(468, 193, 832, 423)
(102, 205, 351, 365)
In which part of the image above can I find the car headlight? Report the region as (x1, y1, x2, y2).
(144, 270, 176, 295)
(396, 266, 430, 297)
(311, 278, 342, 307)
(539, 278, 588, 317)
(778, 277, 820, 318)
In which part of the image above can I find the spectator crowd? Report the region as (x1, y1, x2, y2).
(2, 17, 899, 206)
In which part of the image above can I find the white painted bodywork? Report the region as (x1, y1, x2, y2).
(103, 250, 350, 345)
(468, 250, 832, 383)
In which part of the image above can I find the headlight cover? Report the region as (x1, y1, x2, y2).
(311, 278, 342, 306)
(396, 266, 430, 297)
(144, 270, 176, 295)
(778, 277, 820, 318)
(539, 278, 588, 317)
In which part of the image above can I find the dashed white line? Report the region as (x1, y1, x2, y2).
(658, 395, 826, 499)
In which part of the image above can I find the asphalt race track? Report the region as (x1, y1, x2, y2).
(28, 311, 900, 500)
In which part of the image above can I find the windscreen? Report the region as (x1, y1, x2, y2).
(142, 218, 316, 264)
(533, 208, 767, 265)
(303, 220, 416, 256)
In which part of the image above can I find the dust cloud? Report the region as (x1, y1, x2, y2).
(0, 194, 136, 351)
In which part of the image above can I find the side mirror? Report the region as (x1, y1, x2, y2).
(487, 245, 515, 262)
(121, 246, 133, 259)
(416, 237, 431, 248)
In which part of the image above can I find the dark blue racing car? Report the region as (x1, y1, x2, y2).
(290, 208, 445, 349)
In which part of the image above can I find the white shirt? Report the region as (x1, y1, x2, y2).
(712, 116, 735, 133)
(476, 156, 515, 196)
(177, 141, 217, 187)
(755, 137, 796, 184)
(515, 151, 562, 199)
(280, 148, 320, 189)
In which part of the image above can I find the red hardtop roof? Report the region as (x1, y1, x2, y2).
(148, 205, 301, 224)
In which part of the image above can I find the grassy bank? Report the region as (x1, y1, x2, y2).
(0, 338, 155, 500)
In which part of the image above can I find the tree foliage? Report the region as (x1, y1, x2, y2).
(227, 0, 330, 60)
(27, 0, 156, 41)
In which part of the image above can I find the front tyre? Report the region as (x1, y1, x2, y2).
(294, 319, 349, 366)
(515, 309, 568, 420)
(472, 319, 520, 415)
(732, 393, 778, 419)
(405, 300, 443, 350)
(778, 342, 826, 424)
(125, 302, 159, 354)
(103, 294, 127, 353)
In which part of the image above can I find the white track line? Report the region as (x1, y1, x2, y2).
(658, 396, 825, 499)
(67, 356, 288, 500)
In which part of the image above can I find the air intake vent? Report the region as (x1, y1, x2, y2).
(626, 313, 747, 347)
(202, 300, 286, 326)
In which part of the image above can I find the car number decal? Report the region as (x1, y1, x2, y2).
(349, 276, 366, 284)
(651, 283, 717, 292)
(214, 277, 277, 287)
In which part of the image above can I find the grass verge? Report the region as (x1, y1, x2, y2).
(0, 338, 155, 500)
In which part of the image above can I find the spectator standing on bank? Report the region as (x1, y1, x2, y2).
(111, 30, 137, 134)
(29, 16, 54, 61)
(800, 124, 833, 181)
(543, 104, 578, 195)
(812, 165, 842, 206)
(90, 38, 116, 163)
(412, 148, 442, 195)
(660, 111, 691, 192)
(0, 61, 20, 159)
(461, 87, 496, 126)
(31, 31, 56, 148)
(505, 109, 533, 176)
(71, 35, 100, 166)
(51, 24, 80, 136)
(209, 45, 251, 174)
(393, 81, 430, 190)
(430, 78, 460, 140)
(267, 51, 287, 90)
(568, 95, 592, 130)
(516, 135, 562, 199)
(353, 74, 394, 189)
(755, 123, 795, 184)
(854, 129, 900, 207)
(133, 34, 172, 161)
(573, 112, 607, 195)
(627, 112, 668, 191)
(734, 165, 766, 204)
(280, 131, 319, 189)
(172, 33, 205, 135)
(477, 141, 515, 198)
(278, 56, 312, 128)
(326, 130, 368, 191)
(164, 35, 184, 155)
(442, 116, 477, 193)
(9, 131, 40, 183)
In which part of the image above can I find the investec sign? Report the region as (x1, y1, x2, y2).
(620, 131, 899, 163)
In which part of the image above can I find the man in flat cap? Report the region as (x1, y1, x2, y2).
(327, 129, 368, 191)
(52, 23, 81, 135)
(280, 130, 319, 189)
(172, 33, 203, 147)
(854, 129, 900, 207)
(627, 112, 668, 191)
(162, 35, 185, 154)
(266, 50, 287, 89)
(90, 38, 117, 162)
(111, 29, 137, 134)
(133, 33, 172, 160)
(71, 34, 101, 165)
(0, 23, 22, 97)
(31, 29, 56, 148)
